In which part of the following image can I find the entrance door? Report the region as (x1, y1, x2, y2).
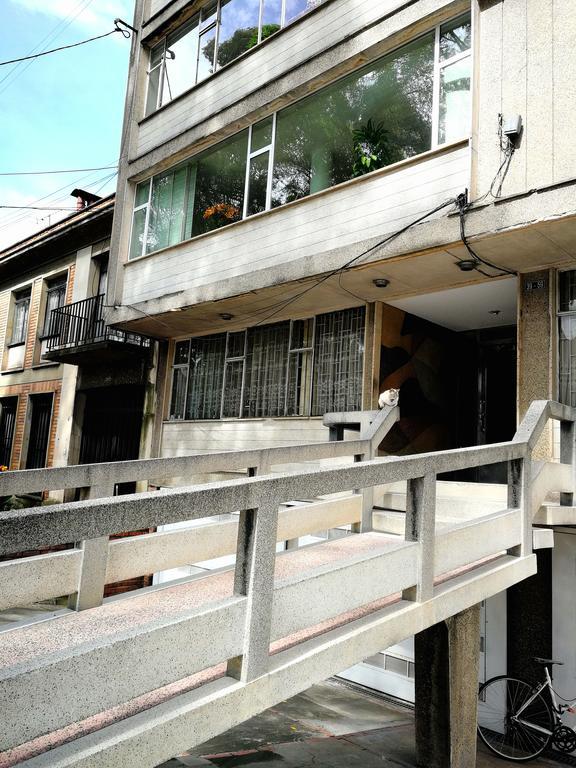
(476, 330, 517, 482)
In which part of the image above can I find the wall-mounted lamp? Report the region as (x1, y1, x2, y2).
(372, 278, 390, 288)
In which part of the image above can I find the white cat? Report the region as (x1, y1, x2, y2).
(378, 388, 400, 408)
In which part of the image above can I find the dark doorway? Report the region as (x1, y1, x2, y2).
(451, 326, 517, 483)
(25, 393, 53, 469)
(0, 397, 17, 468)
(79, 385, 144, 465)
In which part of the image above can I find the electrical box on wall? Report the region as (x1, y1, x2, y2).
(503, 115, 523, 142)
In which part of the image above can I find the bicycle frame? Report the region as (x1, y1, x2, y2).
(513, 668, 570, 736)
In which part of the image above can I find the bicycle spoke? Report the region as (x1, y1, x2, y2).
(478, 677, 554, 761)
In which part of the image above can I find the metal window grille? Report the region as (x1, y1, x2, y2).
(0, 397, 17, 468)
(244, 322, 290, 417)
(25, 393, 53, 470)
(221, 331, 246, 418)
(311, 307, 365, 416)
(559, 271, 576, 407)
(186, 334, 227, 420)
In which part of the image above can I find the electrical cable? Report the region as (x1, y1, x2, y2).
(0, 205, 77, 211)
(456, 192, 517, 278)
(248, 196, 459, 327)
(0, 165, 117, 176)
(0, 23, 130, 67)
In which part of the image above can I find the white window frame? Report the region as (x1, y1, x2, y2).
(135, 12, 472, 259)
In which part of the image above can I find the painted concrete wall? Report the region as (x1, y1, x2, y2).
(474, 0, 576, 198)
(123, 145, 469, 307)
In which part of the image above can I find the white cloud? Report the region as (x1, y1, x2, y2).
(9, 0, 135, 34)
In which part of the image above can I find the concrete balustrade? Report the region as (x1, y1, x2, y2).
(0, 400, 573, 767)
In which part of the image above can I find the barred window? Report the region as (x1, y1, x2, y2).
(168, 307, 365, 420)
(43, 275, 67, 337)
(311, 307, 365, 415)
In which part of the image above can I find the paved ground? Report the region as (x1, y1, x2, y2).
(158, 679, 568, 768)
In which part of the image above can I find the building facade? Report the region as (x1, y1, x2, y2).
(106, 0, 576, 705)
(0, 192, 155, 601)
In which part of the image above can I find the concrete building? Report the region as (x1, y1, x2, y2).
(1, 0, 575, 766)
(103, 0, 576, 712)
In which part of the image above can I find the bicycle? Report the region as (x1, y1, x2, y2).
(477, 657, 576, 761)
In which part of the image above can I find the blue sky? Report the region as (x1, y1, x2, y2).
(0, 0, 134, 248)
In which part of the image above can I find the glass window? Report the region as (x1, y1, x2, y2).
(244, 322, 290, 417)
(217, 0, 260, 68)
(136, 15, 470, 253)
(186, 334, 227, 419)
(11, 289, 30, 345)
(145, 0, 326, 116)
(439, 14, 472, 61)
(559, 272, 576, 407)
(43, 275, 67, 336)
(191, 130, 248, 236)
(169, 309, 365, 420)
(311, 307, 365, 415)
(438, 57, 471, 145)
(272, 34, 434, 206)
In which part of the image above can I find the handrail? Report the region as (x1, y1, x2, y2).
(0, 404, 400, 495)
(45, 294, 151, 352)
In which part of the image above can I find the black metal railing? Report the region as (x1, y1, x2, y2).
(45, 294, 151, 353)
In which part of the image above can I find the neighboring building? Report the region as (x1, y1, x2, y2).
(106, 0, 576, 705)
(0, 190, 154, 597)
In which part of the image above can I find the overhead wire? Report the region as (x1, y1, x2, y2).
(0, 165, 117, 176)
(0, 25, 129, 68)
(0, 0, 98, 95)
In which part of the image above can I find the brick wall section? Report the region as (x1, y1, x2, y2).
(65, 264, 75, 304)
(23, 279, 42, 369)
(1, 379, 62, 469)
(0, 293, 9, 362)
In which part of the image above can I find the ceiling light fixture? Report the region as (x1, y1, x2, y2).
(456, 259, 477, 272)
(219, 313, 234, 320)
(372, 278, 390, 288)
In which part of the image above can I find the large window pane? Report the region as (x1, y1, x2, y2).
(11, 290, 30, 345)
(129, 208, 147, 260)
(244, 323, 290, 417)
(147, 165, 188, 253)
(198, 26, 217, 81)
(170, 367, 188, 419)
(311, 307, 365, 415)
(186, 335, 226, 419)
(560, 272, 576, 313)
(285, 0, 313, 24)
(439, 14, 472, 61)
(246, 151, 270, 216)
(217, 0, 260, 68)
(559, 316, 576, 406)
(164, 19, 200, 101)
(272, 34, 434, 206)
(261, 0, 282, 37)
(438, 57, 471, 144)
(192, 131, 248, 235)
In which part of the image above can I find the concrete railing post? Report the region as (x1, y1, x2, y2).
(403, 472, 435, 602)
(560, 419, 576, 506)
(69, 483, 114, 611)
(507, 457, 532, 556)
(227, 468, 279, 683)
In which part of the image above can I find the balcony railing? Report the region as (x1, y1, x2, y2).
(45, 294, 151, 356)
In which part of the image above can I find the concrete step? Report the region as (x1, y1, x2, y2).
(534, 504, 576, 525)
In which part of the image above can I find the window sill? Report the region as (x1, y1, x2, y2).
(6, 341, 26, 350)
(32, 362, 60, 369)
(125, 138, 469, 268)
(1, 368, 25, 375)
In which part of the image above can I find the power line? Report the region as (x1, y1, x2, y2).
(0, 165, 117, 176)
(0, 25, 129, 67)
(0, 206, 78, 211)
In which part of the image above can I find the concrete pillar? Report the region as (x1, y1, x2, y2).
(415, 604, 481, 768)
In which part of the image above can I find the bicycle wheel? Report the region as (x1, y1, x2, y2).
(478, 676, 554, 761)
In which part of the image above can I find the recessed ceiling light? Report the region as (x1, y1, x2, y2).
(219, 313, 234, 320)
(372, 278, 390, 288)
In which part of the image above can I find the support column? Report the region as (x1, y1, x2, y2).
(415, 604, 481, 768)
